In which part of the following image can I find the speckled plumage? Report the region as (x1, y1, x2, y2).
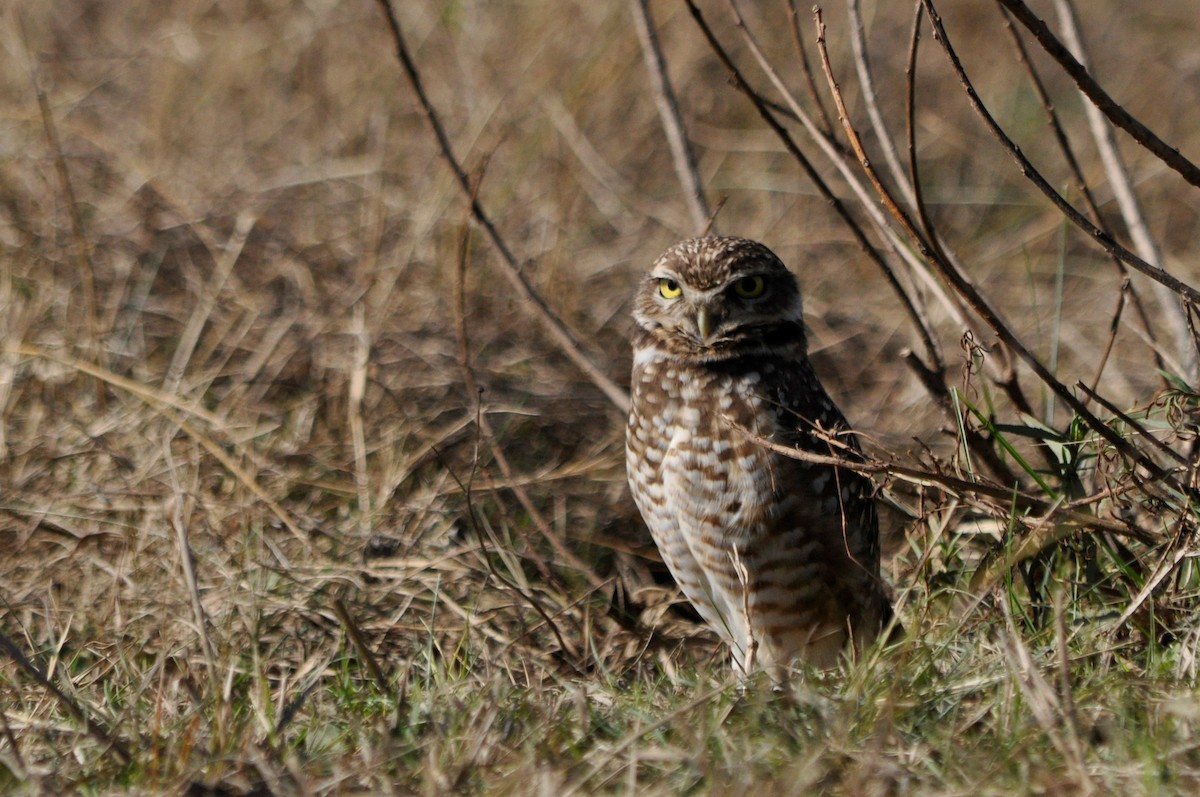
(626, 236, 892, 676)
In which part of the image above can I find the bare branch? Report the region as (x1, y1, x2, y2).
(374, 0, 630, 412)
(630, 0, 711, 234)
(784, 0, 838, 139)
(847, 0, 917, 210)
(920, 0, 1200, 308)
(729, 420, 1158, 546)
(995, 0, 1200, 190)
(996, 6, 1168, 382)
(714, 0, 945, 374)
(1074, 381, 1188, 467)
(332, 598, 391, 691)
(822, 3, 1186, 490)
(1050, 0, 1196, 382)
(0, 630, 132, 766)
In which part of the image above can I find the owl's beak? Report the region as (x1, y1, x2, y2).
(695, 307, 716, 343)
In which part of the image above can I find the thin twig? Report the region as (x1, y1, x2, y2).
(920, 0, 1200, 308)
(731, 420, 1156, 545)
(904, 2, 940, 263)
(838, 2, 1194, 489)
(453, 211, 605, 590)
(440, 420, 583, 673)
(901, 3, 1034, 483)
(903, 4, 1045, 454)
(374, 0, 629, 412)
(995, 0, 1200, 190)
(700, 0, 944, 376)
(0, 630, 132, 766)
(1074, 381, 1188, 466)
(444, 219, 588, 672)
(900, 1, 1037, 425)
(784, 0, 837, 138)
(1049, 0, 1195, 382)
(332, 598, 390, 692)
(997, 8, 1111, 250)
(630, 0, 711, 234)
(996, 7, 1168, 383)
(1087, 277, 1128, 395)
(847, 0, 917, 210)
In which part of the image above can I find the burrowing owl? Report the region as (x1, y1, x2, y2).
(626, 236, 893, 676)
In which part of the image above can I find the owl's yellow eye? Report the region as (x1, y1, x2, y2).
(658, 278, 682, 299)
(733, 275, 766, 298)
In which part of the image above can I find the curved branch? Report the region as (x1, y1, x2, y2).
(923, 0, 1200, 308)
(995, 0, 1200, 190)
(375, 0, 630, 412)
(819, 4, 1185, 491)
(630, 0, 711, 234)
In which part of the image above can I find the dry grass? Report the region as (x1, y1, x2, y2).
(3, 1, 1200, 794)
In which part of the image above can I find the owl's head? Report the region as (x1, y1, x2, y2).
(633, 236, 806, 362)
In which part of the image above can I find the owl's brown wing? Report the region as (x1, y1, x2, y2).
(752, 357, 896, 647)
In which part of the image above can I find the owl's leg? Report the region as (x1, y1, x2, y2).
(728, 544, 759, 676)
